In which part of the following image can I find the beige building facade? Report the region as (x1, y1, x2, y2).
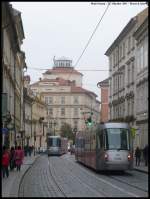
(30, 57, 100, 136)
(24, 75, 48, 149)
(2, 2, 26, 148)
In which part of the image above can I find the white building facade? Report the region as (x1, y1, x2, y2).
(105, 8, 148, 149)
(133, 16, 148, 149)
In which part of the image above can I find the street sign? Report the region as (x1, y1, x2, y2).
(2, 128, 8, 134)
(131, 128, 136, 138)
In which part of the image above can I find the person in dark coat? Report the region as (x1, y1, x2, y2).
(135, 146, 141, 166)
(2, 146, 10, 178)
(143, 145, 148, 166)
(24, 145, 28, 156)
(10, 146, 15, 170)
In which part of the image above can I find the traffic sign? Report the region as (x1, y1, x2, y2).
(2, 128, 8, 134)
(131, 128, 136, 138)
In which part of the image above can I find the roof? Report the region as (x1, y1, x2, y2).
(30, 78, 97, 97)
(44, 67, 83, 76)
(133, 17, 148, 39)
(30, 77, 76, 87)
(71, 86, 97, 97)
(105, 7, 148, 56)
(135, 7, 148, 30)
(97, 78, 109, 87)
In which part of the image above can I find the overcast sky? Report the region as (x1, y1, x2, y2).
(11, 1, 147, 100)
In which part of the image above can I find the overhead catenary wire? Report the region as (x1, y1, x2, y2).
(26, 67, 108, 71)
(67, 2, 110, 81)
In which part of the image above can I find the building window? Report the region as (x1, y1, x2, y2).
(131, 62, 134, 82)
(61, 107, 65, 116)
(113, 52, 115, 67)
(140, 45, 144, 70)
(128, 64, 130, 84)
(131, 36, 135, 49)
(61, 96, 65, 104)
(137, 48, 140, 73)
(49, 97, 53, 104)
(48, 121, 53, 128)
(48, 108, 53, 116)
(45, 97, 49, 104)
(109, 56, 112, 70)
(128, 100, 130, 115)
(61, 120, 65, 127)
(128, 36, 131, 52)
(144, 38, 148, 68)
(74, 96, 79, 104)
(123, 42, 125, 57)
(131, 100, 134, 115)
(74, 108, 78, 117)
(119, 45, 122, 60)
(74, 120, 78, 129)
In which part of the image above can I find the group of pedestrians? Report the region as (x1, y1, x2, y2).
(24, 145, 34, 157)
(2, 145, 24, 178)
(134, 145, 148, 167)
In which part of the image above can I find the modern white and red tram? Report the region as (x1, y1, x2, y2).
(75, 122, 133, 171)
(47, 135, 68, 156)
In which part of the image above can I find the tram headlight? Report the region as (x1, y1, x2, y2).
(104, 153, 109, 161)
(127, 153, 131, 161)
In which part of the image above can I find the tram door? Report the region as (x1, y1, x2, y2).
(96, 130, 105, 170)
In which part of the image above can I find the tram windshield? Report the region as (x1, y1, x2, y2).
(48, 138, 61, 147)
(105, 128, 130, 150)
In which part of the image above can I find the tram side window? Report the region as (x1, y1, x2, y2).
(97, 131, 104, 149)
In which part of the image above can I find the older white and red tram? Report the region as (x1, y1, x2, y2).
(75, 122, 133, 171)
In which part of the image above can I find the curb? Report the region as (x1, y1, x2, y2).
(133, 168, 148, 174)
(9, 155, 40, 197)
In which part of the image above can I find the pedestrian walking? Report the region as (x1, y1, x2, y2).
(143, 145, 148, 166)
(10, 146, 15, 170)
(135, 146, 141, 166)
(2, 146, 10, 178)
(15, 146, 24, 171)
(24, 145, 28, 156)
(29, 146, 32, 156)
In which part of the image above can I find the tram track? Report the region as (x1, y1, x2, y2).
(48, 157, 67, 197)
(62, 155, 148, 197)
(105, 172, 148, 193)
(49, 156, 107, 197)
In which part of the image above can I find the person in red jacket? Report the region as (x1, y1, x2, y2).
(15, 146, 24, 171)
(2, 146, 10, 178)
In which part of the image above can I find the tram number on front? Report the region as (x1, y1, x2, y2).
(115, 157, 121, 160)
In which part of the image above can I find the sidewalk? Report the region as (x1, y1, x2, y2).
(2, 154, 40, 197)
(133, 159, 148, 174)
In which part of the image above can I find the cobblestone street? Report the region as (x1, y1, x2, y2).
(18, 154, 148, 197)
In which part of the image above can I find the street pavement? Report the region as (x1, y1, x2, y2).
(2, 154, 40, 197)
(2, 154, 148, 197)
